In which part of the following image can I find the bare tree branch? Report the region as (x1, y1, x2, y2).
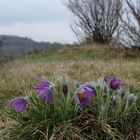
(121, 0, 140, 48)
(64, 0, 122, 44)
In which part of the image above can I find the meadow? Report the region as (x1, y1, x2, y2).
(0, 44, 140, 139)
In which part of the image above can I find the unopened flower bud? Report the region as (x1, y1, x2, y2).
(112, 95, 117, 107)
(104, 85, 109, 96)
(62, 84, 68, 97)
(127, 94, 137, 106)
(118, 86, 129, 98)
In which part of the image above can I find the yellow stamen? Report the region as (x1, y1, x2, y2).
(78, 93, 86, 99)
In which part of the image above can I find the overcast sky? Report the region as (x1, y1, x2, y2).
(0, 0, 76, 43)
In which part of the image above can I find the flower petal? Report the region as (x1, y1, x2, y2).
(80, 97, 90, 106)
(38, 88, 53, 104)
(8, 97, 26, 112)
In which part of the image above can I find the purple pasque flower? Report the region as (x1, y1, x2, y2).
(8, 97, 26, 112)
(74, 82, 96, 110)
(38, 88, 53, 104)
(34, 78, 51, 93)
(34, 78, 53, 104)
(109, 77, 123, 90)
(105, 76, 123, 90)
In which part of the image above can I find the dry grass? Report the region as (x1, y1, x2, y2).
(0, 46, 139, 96)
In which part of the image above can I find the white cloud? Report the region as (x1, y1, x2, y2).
(0, 0, 68, 23)
(0, 21, 76, 43)
(0, 0, 76, 43)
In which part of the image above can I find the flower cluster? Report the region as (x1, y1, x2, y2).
(6, 76, 139, 140)
(99, 76, 137, 112)
(8, 78, 53, 112)
(8, 76, 137, 114)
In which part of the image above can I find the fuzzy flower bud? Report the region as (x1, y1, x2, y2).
(62, 84, 68, 97)
(126, 94, 137, 106)
(112, 95, 117, 108)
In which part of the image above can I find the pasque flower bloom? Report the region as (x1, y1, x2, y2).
(34, 78, 53, 104)
(8, 97, 26, 112)
(109, 78, 123, 90)
(34, 78, 50, 92)
(74, 82, 96, 110)
(38, 88, 53, 104)
(105, 76, 123, 90)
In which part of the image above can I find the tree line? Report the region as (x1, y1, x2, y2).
(64, 0, 140, 48)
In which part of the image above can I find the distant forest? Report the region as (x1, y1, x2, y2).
(0, 35, 64, 63)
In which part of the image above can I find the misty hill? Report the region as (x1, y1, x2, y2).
(0, 35, 63, 62)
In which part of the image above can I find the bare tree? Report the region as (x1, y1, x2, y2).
(64, 0, 122, 44)
(121, 0, 140, 48)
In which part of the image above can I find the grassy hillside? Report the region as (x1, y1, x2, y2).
(0, 44, 140, 139)
(0, 44, 140, 105)
(0, 35, 63, 63)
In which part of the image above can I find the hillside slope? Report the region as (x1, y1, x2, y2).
(0, 44, 140, 139)
(0, 35, 63, 62)
(0, 44, 140, 101)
